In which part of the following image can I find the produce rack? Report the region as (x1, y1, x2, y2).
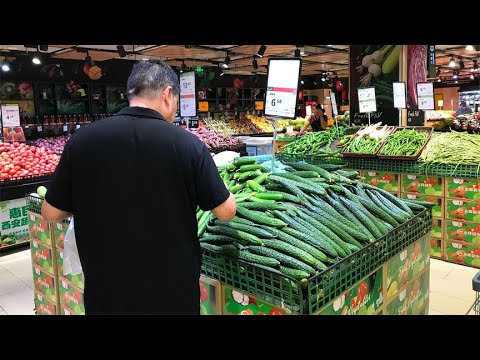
(201, 209, 432, 314)
(0, 174, 52, 201)
(210, 143, 247, 155)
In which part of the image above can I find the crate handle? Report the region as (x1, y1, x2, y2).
(473, 272, 480, 292)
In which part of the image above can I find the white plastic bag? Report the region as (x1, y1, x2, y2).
(63, 217, 83, 275)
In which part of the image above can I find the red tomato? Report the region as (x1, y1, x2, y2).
(269, 308, 284, 315)
(199, 282, 208, 302)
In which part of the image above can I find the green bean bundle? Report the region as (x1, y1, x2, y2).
(420, 131, 480, 165)
(379, 129, 428, 156)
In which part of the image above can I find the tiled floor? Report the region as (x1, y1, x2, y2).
(0, 251, 478, 315)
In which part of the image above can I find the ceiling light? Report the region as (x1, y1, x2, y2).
(256, 45, 266, 58)
(222, 53, 230, 68)
(220, 70, 225, 76)
(32, 52, 41, 65)
(117, 45, 127, 58)
(294, 47, 300, 57)
(453, 71, 458, 79)
(300, 46, 305, 55)
(180, 61, 186, 73)
(1, 59, 11, 72)
(449, 57, 456, 68)
(142, 58, 149, 61)
(455, 80, 458, 84)
(252, 57, 258, 70)
(471, 74, 475, 80)
(301, 80, 304, 84)
(466, 45, 474, 51)
(459, 58, 465, 69)
(437, 78, 441, 82)
(327, 45, 334, 47)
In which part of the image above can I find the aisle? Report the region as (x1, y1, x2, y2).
(0, 252, 477, 315)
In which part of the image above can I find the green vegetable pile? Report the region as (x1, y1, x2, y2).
(197, 158, 432, 281)
(379, 129, 428, 156)
(420, 131, 480, 165)
(347, 136, 381, 153)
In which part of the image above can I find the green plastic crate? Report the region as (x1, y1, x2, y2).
(422, 163, 480, 179)
(201, 209, 432, 314)
(26, 194, 43, 215)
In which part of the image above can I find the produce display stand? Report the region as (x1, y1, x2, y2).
(0, 175, 51, 254)
(201, 209, 432, 315)
(26, 195, 85, 315)
(277, 154, 480, 269)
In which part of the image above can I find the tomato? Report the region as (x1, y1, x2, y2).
(358, 281, 368, 297)
(269, 308, 284, 315)
(199, 282, 208, 302)
(8, 169, 16, 176)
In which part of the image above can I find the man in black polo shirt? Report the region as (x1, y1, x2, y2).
(41, 60, 236, 314)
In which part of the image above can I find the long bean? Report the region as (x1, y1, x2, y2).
(420, 131, 480, 164)
(379, 129, 427, 156)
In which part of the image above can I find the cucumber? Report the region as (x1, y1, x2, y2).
(269, 174, 327, 196)
(233, 157, 257, 167)
(206, 225, 264, 245)
(234, 250, 281, 267)
(366, 190, 409, 223)
(196, 209, 205, 221)
(248, 246, 316, 274)
(262, 239, 319, 268)
(238, 202, 289, 211)
(226, 163, 236, 172)
(237, 171, 255, 182)
(361, 183, 414, 216)
(229, 183, 244, 194)
(230, 216, 257, 226)
(283, 162, 333, 182)
(285, 171, 319, 178)
(199, 234, 244, 245)
(239, 164, 267, 172)
(247, 195, 275, 203)
(264, 183, 288, 192)
(236, 206, 287, 227)
(278, 266, 312, 280)
(282, 226, 338, 258)
(214, 220, 276, 238)
(253, 173, 269, 185)
(260, 191, 302, 204)
(197, 211, 211, 237)
(356, 195, 400, 228)
(402, 199, 435, 208)
(401, 199, 427, 211)
(246, 180, 266, 192)
(345, 243, 361, 252)
(259, 226, 329, 263)
(339, 198, 383, 239)
(367, 190, 411, 221)
(254, 192, 284, 201)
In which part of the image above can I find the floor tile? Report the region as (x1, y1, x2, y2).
(0, 288, 34, 315)
(0, 270, 30, 297)
(0, 311, 7, 315)
(0, 255, 33, 288)
(0, 252, 28, 266)
(428, 308, 448, 315)
(429, 292, 472, 314)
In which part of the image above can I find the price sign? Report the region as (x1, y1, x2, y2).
(63, 125, 68, 132)
(416, 82, 434, 110)
(1, 104, 20, 127)
(198, 101, 209, 112)
(305, 105, 312, 116)
(330, 91, 338, 117)
(264, 58, 302, 119)
(358, 87, 377, 113)
(37, 125, 42, 132)
(393, 82, 407, 109)
(180, 71, 196, 117)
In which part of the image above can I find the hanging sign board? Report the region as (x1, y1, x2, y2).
(180, 71, 196, 117)
(417, 82, 435, 110)
(393, 82, 407, 109)
(358, 87, 377, 113)
(264, 58, 302, 119)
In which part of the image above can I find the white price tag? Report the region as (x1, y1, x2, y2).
(63, 125, 68, 132)
(1, 104, 20, 127)
(37, 125, 42, 132)
(330, 91, 338, 117)
(393, 82, 407, 109)
(358, 87, 377, 113)
(264, 58, 302, 119)
(76, 124, 80, 129)
(180, 71, 196, 117)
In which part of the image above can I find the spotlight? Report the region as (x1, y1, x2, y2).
(459, 58, 465, 69)
(180, 61, 186, 73)
(301, 80, 304, 84)
(85, 55, 94, 67)
(256, 45, 266, 58)
(453, 70, 458, 79)
(117, 45, 127, 58)
(220, 70, 225, 77)
(466, 45, 474, 51)
(222, 52, 230, 68)
(455, 80, 458, 84)
(294, 47, 300, 57)
(449, 57, 456, 68)
(1, 59, 10, 72)
(437, 78, 441, 82)
(32, 52, 42, 65)
(471, 74, 475, 80)
(252, 57, 258, 70)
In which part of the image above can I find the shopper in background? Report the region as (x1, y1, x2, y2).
(297, 104, 328, 136)
(456, 101, 473, 116)
(41, 60, 236, 315)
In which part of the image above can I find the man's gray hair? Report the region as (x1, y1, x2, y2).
(127, 60, 180, 100)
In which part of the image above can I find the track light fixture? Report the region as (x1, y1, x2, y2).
(222, 51, 230, 68)
(471, 74, 475, 80)
(459, 58, 465, 70)
(436, 67, 441, 76)
(85, 54, 94, 67)
(449, 56, 456, 68)
(294, 47, 300, 57)
(252, 57, 258, 70)
(39, 45, 48, 52)
(256, 45, 266, 58)
(117, 45, 127, 58)
(180, 61, 186, 73)
(32, 52, 42, 65)
(452, 70, 458, 79)
(473, 60, 478, 72)
(1, 58, 10, 72)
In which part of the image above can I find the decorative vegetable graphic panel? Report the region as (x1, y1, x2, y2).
(223, 286, 289, 315)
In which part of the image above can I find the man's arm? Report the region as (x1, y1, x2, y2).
(41, 200, 70, 222)
(211, 193, 236, 221)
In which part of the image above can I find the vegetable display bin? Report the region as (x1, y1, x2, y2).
(223, 285, 289, 315)
(59, 278, 85, 315)
(446, 178, 480, 201)
(30, 239, 55, 275)
(32, 264, 58, 303)
(385, 268, 429, 315)
(33, 290, 58, 315)
(362, 171, 400, 193)
(402, 174, 444, 197)
(446, 199, 480, 223)
(200, 276, 222, 315)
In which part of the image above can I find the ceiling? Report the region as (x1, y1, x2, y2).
(435, 45, 480, 81)
(0, 44, 350, 78)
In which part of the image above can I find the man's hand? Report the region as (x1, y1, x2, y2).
(41, 200, 70, 222)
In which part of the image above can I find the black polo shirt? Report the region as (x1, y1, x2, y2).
(45, 107, 230, 314)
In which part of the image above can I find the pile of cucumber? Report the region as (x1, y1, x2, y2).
(197, 158, 434, 282)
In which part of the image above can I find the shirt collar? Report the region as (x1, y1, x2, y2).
(117, 106, 167, 121)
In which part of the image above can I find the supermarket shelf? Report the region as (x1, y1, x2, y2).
(0, 175, 52, 201)
(0, 240, 29, 256)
